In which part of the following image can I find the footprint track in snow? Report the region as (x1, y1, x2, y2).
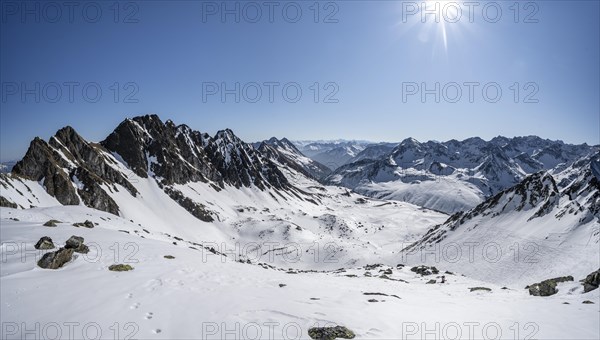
(130, 302, 141, 310)
(145, 312, 154, 320)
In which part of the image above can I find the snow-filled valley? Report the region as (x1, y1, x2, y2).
(1, 115, 599, 339)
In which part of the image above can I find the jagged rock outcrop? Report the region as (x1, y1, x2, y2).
(11, 127, 139, 215)
(101, 115, 289, 190)
(8, 114, 294, 222)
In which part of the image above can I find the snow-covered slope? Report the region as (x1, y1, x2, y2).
(402, 153, 600, 286)
(2, 206, 598, 339)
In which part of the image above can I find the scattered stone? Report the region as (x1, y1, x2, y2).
(72, 220, 94, 228)
(381, 268, 393, 275)
(563, 302, 570, 304)
(426, 279, 437, 284)
(365, 264, 382, 270)
(364, 271, 372, 277)
(164, 255, 175, 259)
(64, 235, 89, 254)
(445, 271, 454, 275)
(501, 287, 509, 290)
(582, 300, 595, 304)
(43, 219, 60, 227)
(34, 236, 55, 250)
(411, 265, 439, 276)
(469, 287, 492, 292)
(367, 299, 378, 303)
(279, 284, 287, 288)
(527, 276, 573, 297)
(582, 269, 600, 293)
(310, 298, 320, 300)
(37, 248, 74, 269)
(308, 326, 355, 340)
(109, 264, 134, 271)
(345, 274, 357, 278)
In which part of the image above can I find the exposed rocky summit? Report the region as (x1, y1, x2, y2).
(101, 115, 289, 190)
(11, 126, 137, 215)
(8, 115, 296, 222)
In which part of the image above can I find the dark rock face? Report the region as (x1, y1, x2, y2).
(37, 247, 74, 269)
(582, 269, 600, 293)
(11, 127, 138, 215)
(65, 235, 89, 254)
(528, 276, 574, 296)
(308, 326, 355, 340)
(34, 236, 55, 250)
(101, 115, 289, 190)
(9, 114, 296, 223)
(0, 195, 17, 208)
(162, 187, 214, 222)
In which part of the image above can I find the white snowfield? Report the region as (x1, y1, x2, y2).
(1, 206, 599, 340)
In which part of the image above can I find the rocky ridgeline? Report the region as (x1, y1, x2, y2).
(326, 135, 597, 197)
(6, 115, 293, 221)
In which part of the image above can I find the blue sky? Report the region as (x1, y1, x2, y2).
(1, 0, 599, 161)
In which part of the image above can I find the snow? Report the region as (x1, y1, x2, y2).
(1, 206, 598, 339)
